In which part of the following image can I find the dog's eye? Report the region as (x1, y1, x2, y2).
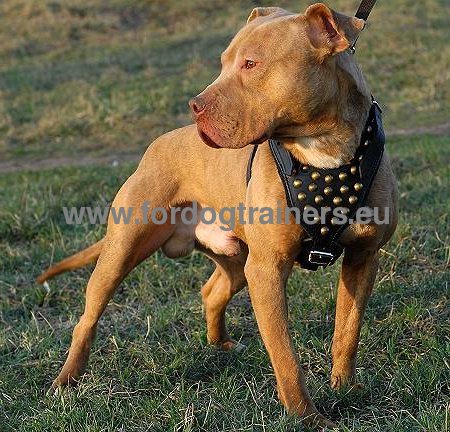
(244, 60, 256, 69)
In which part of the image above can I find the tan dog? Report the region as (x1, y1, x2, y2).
(38, 3, 398, 428)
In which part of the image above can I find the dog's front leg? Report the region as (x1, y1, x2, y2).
(245, 252, 336, 428)
(331, 248, 379, 390)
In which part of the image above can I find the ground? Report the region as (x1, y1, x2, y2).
(0, 1, 449, 431)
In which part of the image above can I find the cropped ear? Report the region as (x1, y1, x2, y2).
(305, 3, 364, 57)
(332, 10, 365, 46)
(247, 6, 288, 24)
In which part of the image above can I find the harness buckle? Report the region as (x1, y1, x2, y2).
(308, 250, 337, 266)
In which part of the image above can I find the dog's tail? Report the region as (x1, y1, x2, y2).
(36, 239, 104, 284)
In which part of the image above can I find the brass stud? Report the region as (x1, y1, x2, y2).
(297, 192, 306, 201)
(349, 195, 358, 204)
(350, 166, 357, 175)
(340, 185, 349, 194)
(302, 165, 309, 172)
(321, 226, 329, 236)
(364, 140, 369, 146)
(358, 154, 363, 161)
(293, 179, 302, 188)
(339, 172, 347, 181)
(367, 125, 372, 133)
(314, 195, 323, 204)
(339, 207, 350, 215)
(354, 182, 363, 192)
(325, 174, 333, 183)
(333, 196, 343, 205)
(311, 171, 320, 181)
(312, 216, 321, 224)
(324, 186, 333, 196)
(331, 217, 340, 225)
(308, 183, 318, 192)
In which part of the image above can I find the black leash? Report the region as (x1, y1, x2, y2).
(350, 0, 378, 53)
(355, 0, 378, 21)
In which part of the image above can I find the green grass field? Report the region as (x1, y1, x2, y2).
(0, 1, 449, 431)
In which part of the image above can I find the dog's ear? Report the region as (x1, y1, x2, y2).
(305, 3, 364, 57)
(247, 7, 286, 24)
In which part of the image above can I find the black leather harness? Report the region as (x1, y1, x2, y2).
(246, 101, 385, 270)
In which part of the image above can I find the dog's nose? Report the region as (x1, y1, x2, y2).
(189, 96, 206, 116)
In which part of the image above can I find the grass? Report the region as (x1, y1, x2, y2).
(0, 0, 449, 161)
(0, 135, 449, 431)
(0, 0, 449, 431)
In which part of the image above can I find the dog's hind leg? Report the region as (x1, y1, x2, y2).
(199, 245, 248, 351)
(52, 174, 176, 389)
(330, 247, 379, 390)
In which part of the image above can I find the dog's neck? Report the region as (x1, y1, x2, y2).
(278, 52, 372, 169)
(279, 132, 357, 169)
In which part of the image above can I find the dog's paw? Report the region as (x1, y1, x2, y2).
(302, 411, 338, 430)
(46, 385, 59, 398)
(214, 339, 246, 352)
(46, 381, 68, 398)
(330, 373, 363, 392)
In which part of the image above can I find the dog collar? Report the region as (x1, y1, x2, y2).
(246, 100, 385, 270)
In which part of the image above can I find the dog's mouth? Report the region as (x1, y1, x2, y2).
(199, 131, 221, 149)
(199, 128, 269, 149)
(250, 134, 268, 145)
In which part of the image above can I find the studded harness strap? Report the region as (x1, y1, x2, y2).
(246, 101, 385, 270)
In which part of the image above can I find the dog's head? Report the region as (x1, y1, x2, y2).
(189, 3, 366, 149)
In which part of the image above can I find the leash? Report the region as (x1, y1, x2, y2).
(355, 0, 378, 21)
(350, 0, 378, 53)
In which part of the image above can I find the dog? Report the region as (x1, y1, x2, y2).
(38, 3, 398, 428)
